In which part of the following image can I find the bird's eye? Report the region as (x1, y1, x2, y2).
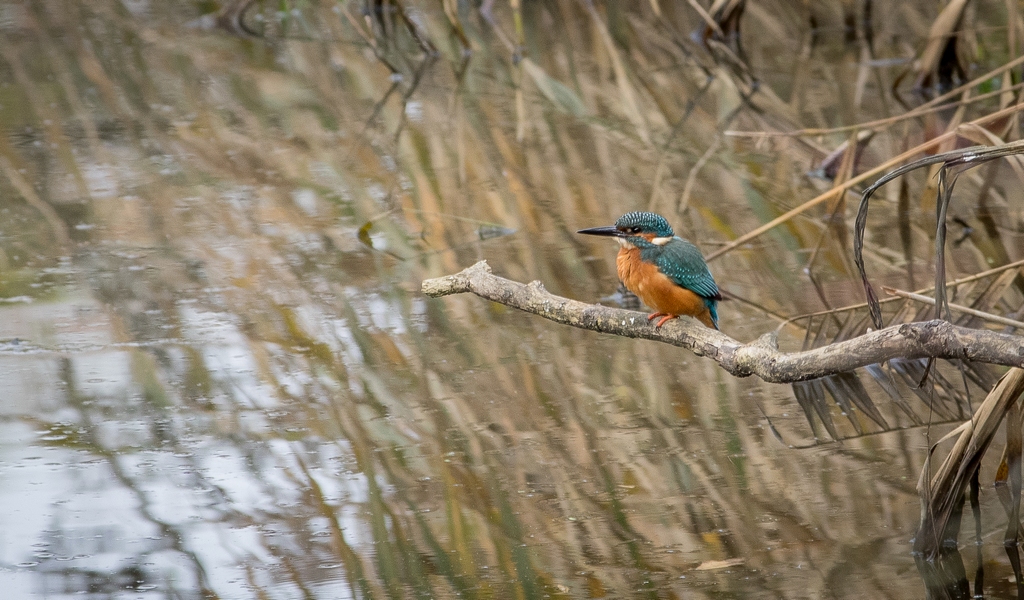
(630, 227, 641, 234)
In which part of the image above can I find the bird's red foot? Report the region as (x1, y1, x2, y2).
(647, 313, 678, 328)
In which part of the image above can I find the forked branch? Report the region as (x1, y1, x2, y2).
(422, 261, 1024, 384)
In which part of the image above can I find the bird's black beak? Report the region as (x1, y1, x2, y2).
(576, 225, 624, 238)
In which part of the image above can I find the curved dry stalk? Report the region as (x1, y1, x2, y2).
(422, 261, 1024, 383)
(855, 140, 1024, 329)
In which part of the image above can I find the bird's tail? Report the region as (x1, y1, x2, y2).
(706, 299, 720, 330)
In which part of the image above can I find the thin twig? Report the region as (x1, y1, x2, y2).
(883, 287, 1024, 330)
(705, 102, 1024, 262)
(776, 258, 1024, 329)
(726, 55, 1024, 138)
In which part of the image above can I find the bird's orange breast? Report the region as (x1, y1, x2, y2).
(616, 247, 715, 327)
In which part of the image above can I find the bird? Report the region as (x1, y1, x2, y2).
(577, 211, 721, 329)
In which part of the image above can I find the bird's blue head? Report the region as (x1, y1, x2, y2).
(577, 211, 675, 246)
(613, 212, 674, 238)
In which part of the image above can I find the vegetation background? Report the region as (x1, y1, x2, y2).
(0, 0, 1022, 598)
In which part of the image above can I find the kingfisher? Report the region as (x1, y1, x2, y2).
(578, 211, 721, 329)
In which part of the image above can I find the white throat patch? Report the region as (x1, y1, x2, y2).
(616, 237, 633, 248)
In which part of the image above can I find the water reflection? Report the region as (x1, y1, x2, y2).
(0, 0, 1020, 598)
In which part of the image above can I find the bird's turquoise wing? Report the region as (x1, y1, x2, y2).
(647, 238, 721, 300)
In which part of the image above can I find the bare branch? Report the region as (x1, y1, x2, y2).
(423, 261, 1024, 383)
